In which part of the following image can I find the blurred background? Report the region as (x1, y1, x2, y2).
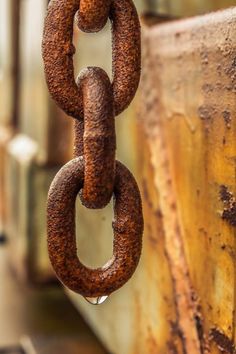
(1, 0, 236, 353)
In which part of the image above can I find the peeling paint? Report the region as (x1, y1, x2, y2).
(210, 328, 236, 353)
(219, 185, 236, 227)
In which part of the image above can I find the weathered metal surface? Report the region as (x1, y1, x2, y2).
(43, 0, 143, 298)
(67, 6, 236, 354)
(76, 0, 111, 33)
(75, 67, 116, 209)
(138, 6, 236, 353)
(47, 157, 143, 297)
(42, 0, 141, 118)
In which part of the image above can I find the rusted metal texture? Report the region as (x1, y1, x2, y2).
(42, 0, 141, 119)
(137, 7, 236, 353)
(47, 157, 143, 297)
(76, 0, 111, 33)
(73, 119, 84, 157)
(75, 67, 116, 209)
(68, 7, 236, 354)
(43, 0, 143, 299)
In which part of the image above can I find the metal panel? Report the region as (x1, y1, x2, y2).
(68, 7, 236, 353)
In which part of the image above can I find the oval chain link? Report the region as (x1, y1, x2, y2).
(42, 0, 141, 119)
(47, 158, 143, 297)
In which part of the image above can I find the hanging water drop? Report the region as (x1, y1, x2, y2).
(85, 295, 108, 305)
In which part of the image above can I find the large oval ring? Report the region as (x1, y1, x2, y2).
(47, 157, 143, 297)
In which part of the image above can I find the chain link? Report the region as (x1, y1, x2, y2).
(42, 0, 143, 298)
(42, 0, 141, 119)
(77, 0, 112, 32)
(47, 158, 142, 297)
(76, 67, 116, 209)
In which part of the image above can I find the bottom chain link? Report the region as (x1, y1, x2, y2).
(47, 157, 143, 297)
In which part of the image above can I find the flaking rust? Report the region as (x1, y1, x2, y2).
(139, 19, 202, 354)
(219, 185, 236, 227)
(210, 328, 236, 354)
(137, 6, 236, 352)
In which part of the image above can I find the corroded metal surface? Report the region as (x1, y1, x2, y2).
(68, 7, 236, 354)
(42, 0, 141, 119)
(138, 6, 236, 353)
(219, 185, 236, 227)
(76, 0, 111, 32)
(47, 157, 143, 297)
(75, 67, 116, 209)
(43, 0, 143, 299)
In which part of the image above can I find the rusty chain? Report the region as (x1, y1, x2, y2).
(42, 0, 143, 299)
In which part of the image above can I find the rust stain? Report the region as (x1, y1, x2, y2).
(142, 178, 153, 210)
(222, 111, 231, 129)
(192, 292, 208, 354)
(219, 185, 236, 227)
(137, 7, 236, 353)
(224, 56, 236, 83)
(148, 127, 201, 352)
(141, 175, 162, 247)
(210, 328, 236, 354)
(220, 243, 236, 260)
(198, 105, 215, 121)
(146, 326, 159, 353)
(167, 341, 179, 354)
(169, 320, 186, 351)
(139, 23, 203, 353)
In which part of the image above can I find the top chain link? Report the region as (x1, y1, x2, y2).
(42, 0, 141, 119)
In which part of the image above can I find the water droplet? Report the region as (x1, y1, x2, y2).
(85, 295, 108, 305)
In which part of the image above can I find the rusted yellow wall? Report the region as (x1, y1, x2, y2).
(138, 6, 236, 353)
(68, 4, 236, 354)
